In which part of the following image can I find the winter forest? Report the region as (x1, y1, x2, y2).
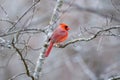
(0, 0, 120, 80)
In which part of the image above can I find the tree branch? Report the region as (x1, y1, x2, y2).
(64, 1, 120, 22)
(33, 0, 64, 80)
(8, 72, 26, 80)
(58, 26, 120, 48)
(0, 28, 45, 37)
(49, 0, 63, 30)
(108, 76, 120, 80)
(8, 0, 41, 32)
(11, 38, 34, 80)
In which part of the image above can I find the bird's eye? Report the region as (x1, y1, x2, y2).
(65, 26, 68, 30)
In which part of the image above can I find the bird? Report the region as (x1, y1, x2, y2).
(44, 23, 70, 57)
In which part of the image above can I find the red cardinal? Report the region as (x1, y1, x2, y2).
(45, 23, 70, 57)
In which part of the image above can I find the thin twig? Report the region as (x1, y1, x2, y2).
(0, 28, 45, 37)
(0, 4, 10, 19)
(8, 72, 26, 80)
(8, 0, 41, 32)
(0, 19, 15, 25)
(111, 0, 120, 13)
(64, 1, 120, 22)
(12, 38, 34, 80)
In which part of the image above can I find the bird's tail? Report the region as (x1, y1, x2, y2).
(45, 41, 54, 57)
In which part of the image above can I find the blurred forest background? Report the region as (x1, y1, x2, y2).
(0, 0, 120, 80)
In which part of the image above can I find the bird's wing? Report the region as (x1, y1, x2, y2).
(51, 29, 68, 43)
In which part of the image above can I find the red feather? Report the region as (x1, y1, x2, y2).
(45, 41, 54, 57)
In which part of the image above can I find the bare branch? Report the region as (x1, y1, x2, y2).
(0, 19, 15, 25)
(0, 28, 45, 37)
(49, 0, 63, 30)
(58, 26, 120, 48)
(108, 76, 120, 80)
(33, 0, 64, 80)
(111, 0, 120, 13)
(0, 4, 10, 19)
(11, 38, 34, 80)
(8, 0, 41, 32)
(64, 1, 120, 22)
(8, 72, 26, 80)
